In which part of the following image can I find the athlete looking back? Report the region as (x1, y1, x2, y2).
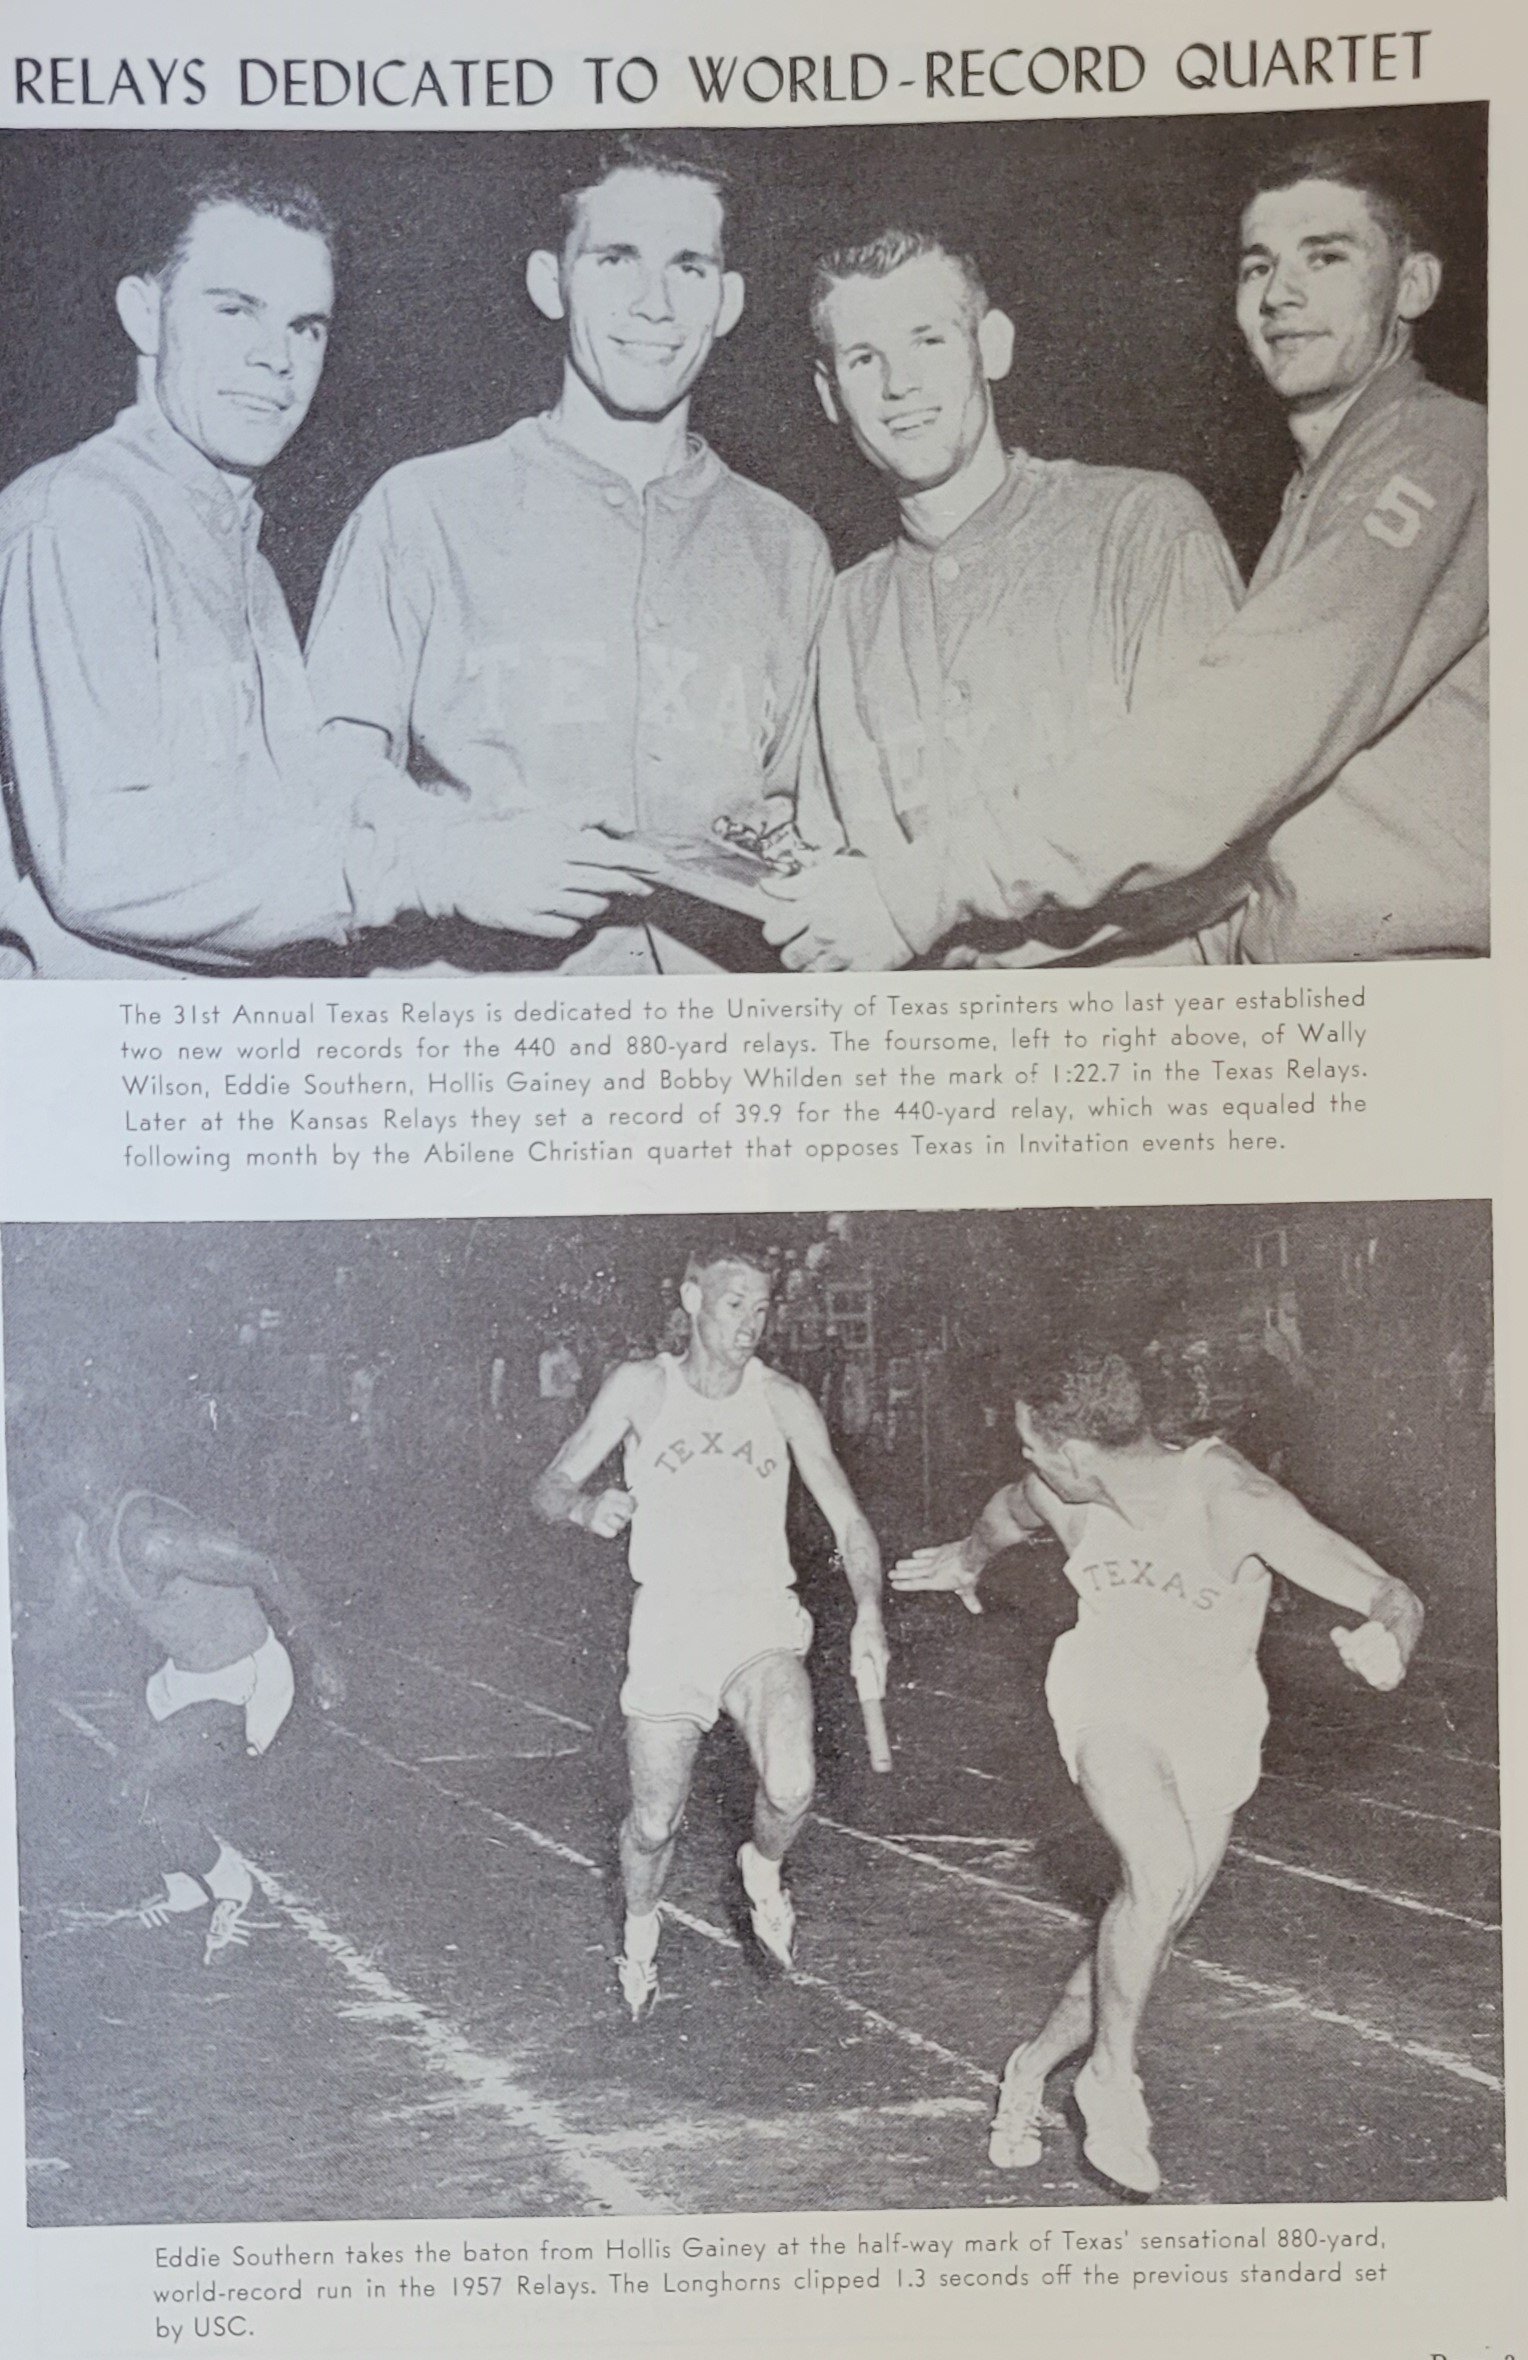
(533, 1242, 888, 2018)
(893, 1347, 1423, 2196)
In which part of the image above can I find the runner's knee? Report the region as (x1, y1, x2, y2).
(1119, 1845, 1196, 1925)
(625, 1795, 685, 1855)
(759, 1751, 814, 1823)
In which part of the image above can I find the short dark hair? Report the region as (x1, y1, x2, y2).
(809, 227, 989, 353)
(1244, 132, 1438, 257)
(1019, 1349, 1148, 1449)
(554, 132, 733, 257)
(682, 1239, 775, 1289)
(127, 167, 338, 285)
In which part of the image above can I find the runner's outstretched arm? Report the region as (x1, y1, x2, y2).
(1208, 1445, 1424, 1688)
(890, 1477, 1050, 1614)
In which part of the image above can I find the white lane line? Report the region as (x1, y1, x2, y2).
(1255, 1769, 1498, 1838)
(580, 2095, 991, 2154)
(1224, 1845, 1500, 1934)
(331, 1721, 601, 1874)
(812, 1813, 1091, 1927)
(51, 1701, 118, 1756)
(328, 1723, 998, 2087)
(365, 1641, 594, 1732)
(1180, 1955, 1505, 2091)
(1381, 1738, 1498, 1772)
(54, 1699, 1498, 2113)
(246, 1864, 658, 2216)
(809, 1814, 1503, 2095)
(46, 1702, 659, 2213)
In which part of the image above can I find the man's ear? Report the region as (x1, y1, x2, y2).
(526, 248, 567, 323)
(813, 361, 841, 427)
(715, 269, 745, 341)
(115, 273, 163, 360)
(679, 1277, 702, 1322)
(978, 306, 1015, 383)
(1397, 247, 1442, 326)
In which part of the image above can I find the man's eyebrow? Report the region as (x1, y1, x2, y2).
(587, 240, 639, 260)
(670, 245, 718, 267)
(202, 284, 265, 305)
(291, 307, 333, 329)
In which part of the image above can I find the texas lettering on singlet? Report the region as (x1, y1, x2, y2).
(624, 1357, 794, 1600)
(1056, 1440, 1271, 1683)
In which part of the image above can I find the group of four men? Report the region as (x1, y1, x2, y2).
(0, 126, 1487, 978)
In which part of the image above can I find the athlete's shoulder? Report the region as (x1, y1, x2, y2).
(1044, 456, 1227, 541)
(0, 423, 157, 555)
(357, 420, 539, 520)
(1333, 374, 1486, 496)
(758, 1362, 821, 1424)
(605, 1353, 667, 1407)
(1392, 376, 1487, 471)
(1193, 1437, 1290, 1515)
(709, 455, 832, 569)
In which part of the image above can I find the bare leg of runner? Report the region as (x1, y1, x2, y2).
(996, 1746, 1237, 2180)
(1070, 1730, 1234, 2192)
(723, 1651, 815, 1966)
(616, 1716, 703, 2018)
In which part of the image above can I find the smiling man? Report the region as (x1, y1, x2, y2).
(0, 168, 623, 977)
(778, 138, 1488, 970)
(305, 133, 831, 973)
(763, 226, 1243, 972)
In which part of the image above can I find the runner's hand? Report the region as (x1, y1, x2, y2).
(447, 817, 652, 939)
(1330, 1619, 1404, 1690)
(579, 1488, 637, 1539)
(890, 1539, 984, 1614)
(850, 1604, 890, 1690)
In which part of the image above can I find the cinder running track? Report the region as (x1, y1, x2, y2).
(19, 1456, 1502, 2225)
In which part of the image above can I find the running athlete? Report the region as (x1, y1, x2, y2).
(60, 1476, 344, 1963)
(771, 133, 1486, 969)
(765, 227, 1243, 970)
(532, 1244, 888, 2017)
(892, 1348, 1423, 2196)
(306, 133, 831, 975)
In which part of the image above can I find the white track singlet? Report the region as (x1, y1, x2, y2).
(624, 1355, 794, 1599)
(1057, 1437, 1272, 1683)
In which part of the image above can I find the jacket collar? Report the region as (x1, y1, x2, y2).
(109, 400, 264, 539)
(524, 410, 721, 504)
(897, 448, 1037, 561)
(1292, 353, 1426, 486)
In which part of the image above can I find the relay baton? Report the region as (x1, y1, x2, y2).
(854, 1657, 893, 1773)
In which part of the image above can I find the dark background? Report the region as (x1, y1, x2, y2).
(6, 1199, 1502, 2224)
(0, 104, 1487, 629)
(3, 1198, 1495, 1654)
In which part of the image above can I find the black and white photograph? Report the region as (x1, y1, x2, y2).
(0, 104, 1487, 984)
(4, 1201, 1500, 2222)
